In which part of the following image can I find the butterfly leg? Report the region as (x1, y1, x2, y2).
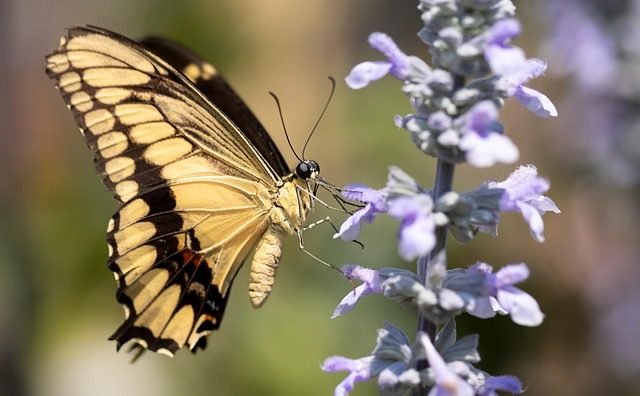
(295, 229, 344, 275)
(303, 216, 364, 249)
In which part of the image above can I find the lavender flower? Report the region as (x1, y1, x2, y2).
(345, 33, 410, 89)
(477, 375, 523, 396)
(490, 165, 560, 242)
(469, 263, 544, 326)
(321, 356, 373, 396)
(388, 195, 437, 261)
(334, 184, 387, 241)
(326, 1, 556, 393)
(331, 267, 426, 319)
(323, 322, 419, 396)
(420, 333, 474, 396)
(485, 19, 557, 118)
(542, 0, 640, 384)
(458, 101, 519, 167)
(331, 262, 544, 328)
(484, 19, 528, 77)
(331, 265, 383, 318)
(336, 168, 437, 260)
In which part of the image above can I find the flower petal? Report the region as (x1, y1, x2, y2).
(397, 214, 436, 260)
(486, 45, 528, 77)
(332, 266, 383, 318)
(334, 207, 369, 241)
(368, 32, 410, 79)
(466, 296, 496, 319)
(482, 375, 524, 394)
(460, 132, 519, 167)
(496, 286, 544, 326)
(342, 184, 384, 204)
(322, 356, 373, 396)
(516, 201, 545, 242)
(345, 61, 392, 89)
(516, 86, 558, 118)
(334, 201, 383, 241)
(494, 263, 529, 287)
(420, 334, 474, 396)
(331, 284, 369, 318)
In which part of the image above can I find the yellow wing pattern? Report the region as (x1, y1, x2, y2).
(45, 27, 288, 356)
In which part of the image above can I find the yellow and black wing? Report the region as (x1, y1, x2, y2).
(45, 26, 285, 356)
(140, 36, 291, 177)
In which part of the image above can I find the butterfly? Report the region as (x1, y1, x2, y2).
(45, 26, 323, 357)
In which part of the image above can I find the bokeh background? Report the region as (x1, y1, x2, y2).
(2, 0, 639, 395)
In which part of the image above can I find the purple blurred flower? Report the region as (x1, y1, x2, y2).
(321, 356, 374, 396)
(472, 263, 544, 326)
(485, 20, 557, 118)
(334, 184, 386, 241)
(420, 334, 474, 396)
(346, 32, 410, 89)
(332, 266, 383, 318)
(388, 195, 436, 261)
(459, 101, 519, 167)
(492, 165, 560, 242)
(544, 1, 616, 90)
(477, 375, 524, 396)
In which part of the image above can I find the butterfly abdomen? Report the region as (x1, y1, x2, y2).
(249, 227, 285, 307)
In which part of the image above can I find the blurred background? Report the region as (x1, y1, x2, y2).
(1, 0, 639, 395)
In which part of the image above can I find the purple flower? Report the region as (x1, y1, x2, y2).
(545, 1, 616, 91)
(485, 19, 527, 77)
(514, 84, 557, 118)
(492, 165, 560, 242)
(473, 263, 544, 326)
(321, 356, 374, 396)
(346, 32, 410, 89)
(485, 20, 557, 118)
(477, 375, 524, 396)
(387, 195, 436, 261)
(332, 266, 383, 318)
(420, 334, 474, 396)
(335, 184, 386, 241)
(459, 101, 519, 167)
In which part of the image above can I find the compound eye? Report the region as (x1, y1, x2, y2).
(295, 162, 311, 179)
(295, 160, 320, 179)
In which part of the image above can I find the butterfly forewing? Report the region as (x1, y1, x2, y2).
(140, 36, 291, 177)
(45, 26, 310, 357)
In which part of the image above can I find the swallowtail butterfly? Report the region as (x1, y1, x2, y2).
(45, 26, 321, 357)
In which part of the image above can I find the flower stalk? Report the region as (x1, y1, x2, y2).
(417, 158, 455, 357)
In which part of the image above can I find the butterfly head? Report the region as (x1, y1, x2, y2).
(295, 160, 320, 180)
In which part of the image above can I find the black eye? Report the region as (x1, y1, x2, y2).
(295, 160, 320, 179)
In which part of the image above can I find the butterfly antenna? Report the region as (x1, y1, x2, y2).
(269, 91, 303, 162)
(301, 76, 336, 159)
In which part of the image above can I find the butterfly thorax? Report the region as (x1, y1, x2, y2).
(248, 160, 318, 307)
(272, 159, 319, 233)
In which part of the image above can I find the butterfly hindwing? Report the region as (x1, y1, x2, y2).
(45, 26, 289, 356)
(105, 177, 271, 355)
